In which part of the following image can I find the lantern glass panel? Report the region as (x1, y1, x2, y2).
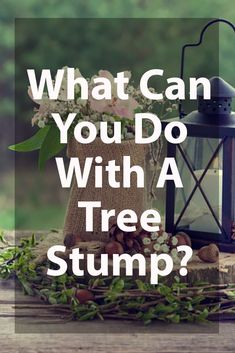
(175, 137, 223, 234)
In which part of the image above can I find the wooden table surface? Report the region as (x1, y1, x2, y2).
(1, 231, 235, 353)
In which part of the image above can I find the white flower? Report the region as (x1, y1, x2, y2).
(162, 232, 168, 241)
(31, 112, 41, 126)
(151, 232, 158, 241)
(171, 236, 178, 246)
(157, 236, 164, 244)
(153, 243, 160, 252)
(144, 248, 151, 254)
(91, 74, 98, 82)
(71, 106, 80, 113)
(125, 132, 134, 139)
(28, 86, 48, 105)
(143, 237, 151, 245)
(107, 126, 113, 135)
(56, 66, 85, 101)
(94, 121, 100, 130)
(127, 85, 134, 94)
(158, 259, 166, 270)
(161, 244, 170, 253)
(77, 97, 87, 106)
(83, 129, 89, 137)
(171, 248, 178, 257)
(74, 68, 83, 94)
(123, 127, 128, 136)
(102, 114, 115, 122)
(38, 120, 45, 128)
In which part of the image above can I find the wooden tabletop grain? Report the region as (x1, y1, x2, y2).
(0, 231, 235, 353)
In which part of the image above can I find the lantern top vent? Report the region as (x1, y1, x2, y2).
(197, 77, 235, 115)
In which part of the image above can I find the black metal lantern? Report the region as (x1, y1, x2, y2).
(162, 19, 235, 252)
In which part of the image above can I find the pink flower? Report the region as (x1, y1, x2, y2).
(28, 86, 55, 126)
(112, 97, 139, 119)
(89, 70, 139, 119)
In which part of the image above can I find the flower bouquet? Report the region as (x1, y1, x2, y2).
(10, 68, 176, 243)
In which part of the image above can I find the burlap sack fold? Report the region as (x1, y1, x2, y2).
(63, 138, 148, 242)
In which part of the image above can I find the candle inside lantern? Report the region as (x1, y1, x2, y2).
(189, 168, 223, 233)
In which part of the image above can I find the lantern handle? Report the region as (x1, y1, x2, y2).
(179, 18, 235, 119)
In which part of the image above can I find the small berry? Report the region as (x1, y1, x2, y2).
(75, 289, 94, 304)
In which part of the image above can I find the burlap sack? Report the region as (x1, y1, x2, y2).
(63, 138, 148, 242)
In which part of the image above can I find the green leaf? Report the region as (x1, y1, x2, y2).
(48, 296, 58, 305)
(8, 126, 50, 152)
(18, 277, 34, 295)
(155, 303, 176, 314)
(59, 293, 68, 304)
(227, 291, 235, 299)
(0, 231, 8, 245)
(197, 308, 209, 322)
(38, 125, 66, 170)
(167, 313, 180, 323)
(134, 106, 142, 114)
(135, 279, 147, 292)
(112, 278, 125, 292)
(30, 234, 36, 246)
(78, 311, 97, 321)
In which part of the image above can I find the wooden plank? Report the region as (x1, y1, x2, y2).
(0, 321, 234, 353)
(0, 288, 234, 352)
(1, 231, 235, 352)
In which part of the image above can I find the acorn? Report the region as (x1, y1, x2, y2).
(109, 223, 118, 238)
(197, 244, 219, 263)
(115, 230, 125, 244)
(75, 289, 95, 304)
(133, 239, 142, 252)
(105, 241, 124, 257)
(174, 232, 192, 247)
(107, 222, 169, 255)
(125, 238, 134, 249)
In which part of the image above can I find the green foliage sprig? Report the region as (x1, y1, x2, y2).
(0, 233, 235, 324)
